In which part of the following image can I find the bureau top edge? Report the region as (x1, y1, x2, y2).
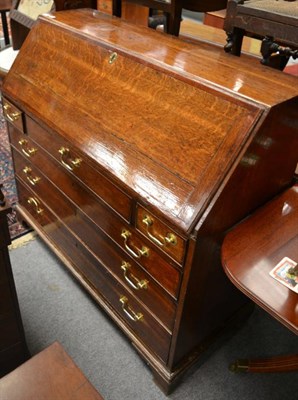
(40, 8, 298, 107)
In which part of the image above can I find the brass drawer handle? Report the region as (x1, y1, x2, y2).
(119, 296, 143, 322)
(27, 197, 43, 215)
(58, 147, 82, 171)
(142, 215, 177, 247)
(18, 139, 37, 158)
(3, 103, 21, 122)
(121, 261, 148, 290)
(23, 166, 41, 186)
(121, 229, 149, 259)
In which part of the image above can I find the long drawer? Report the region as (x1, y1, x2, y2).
(10, 117, 132, 221)
(14, 155, 176, 331)
(16, 179, 172, 362)
(17, 115, 188, 265)
(10, 133, 181, 299)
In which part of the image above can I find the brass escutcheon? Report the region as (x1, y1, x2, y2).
(109, 52, 118, 64)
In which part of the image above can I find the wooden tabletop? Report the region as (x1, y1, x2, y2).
(222, 184, 298, 335)
(0, 342, 104, 400)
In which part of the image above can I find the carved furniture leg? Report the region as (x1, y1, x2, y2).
(148, 13, 167, 30)
(230, 354, 298, 373)
(224, 27, 244, 56)
(261, 36, 298, 70)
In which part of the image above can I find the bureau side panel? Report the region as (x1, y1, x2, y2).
(170, 98, 298, 367)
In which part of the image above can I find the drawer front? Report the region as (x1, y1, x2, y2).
(16, 178, 76, 236)
(16, 180, 171, 362)
(14, 161, 176, 331)
(117, 226, 181, 298)
(65, 209, 176, 332)
(136, 205, 186, 264)
(2, 99, 24, 133)
(12, 145, 181, 299)
(11, 119, 132, 221)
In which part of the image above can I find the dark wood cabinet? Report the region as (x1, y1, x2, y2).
(0, 187, 29, 377)
(9, 0, 97, 50)
(2, 9, 298, 392)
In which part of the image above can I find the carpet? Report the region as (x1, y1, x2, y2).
(0, 102, 30, 239)
(9, 236, 298, 400)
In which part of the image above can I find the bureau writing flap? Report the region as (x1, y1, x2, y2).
(3, 9, 298, 233)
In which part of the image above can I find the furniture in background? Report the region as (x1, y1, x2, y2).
(2, 9, 298, 393)
(0, 0, 12, 47)
(0, 184, 29, 377)
(0, 341, 105, 399)
(224, 0, 298, 69)
(112, 0, 227, 35)
(222, 183, 298, 373)
(203, 8, 226, 29)
(9, 0, 97, 50)
(98, 0, 149, 27)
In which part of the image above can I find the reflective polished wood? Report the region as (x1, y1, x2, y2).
(222, 184, 298, 334)
(2, 10, 298, 393)
(222, 184, 298, 372)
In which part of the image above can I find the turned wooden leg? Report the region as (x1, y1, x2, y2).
(230, 354, 298, 373)
(260, 36, 298, 70)
(224, 28, 244, 56)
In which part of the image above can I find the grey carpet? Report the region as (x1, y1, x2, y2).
(9, 236, 298, 400)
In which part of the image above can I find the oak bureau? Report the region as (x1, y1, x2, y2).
(2, 9, 298, 393)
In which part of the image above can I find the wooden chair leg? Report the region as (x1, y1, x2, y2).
(260, 36, 298, 70)
(112, 0, 122, 17)
(166, 4, 183, 36)
(230, 354, 298, 373)
(224, 27, 244, 56)
(0, 10, 10, 46)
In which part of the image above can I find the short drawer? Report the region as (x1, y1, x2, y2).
(136, 205, 186, 264)
(10, 120, 131, 221)
(2, 99, 24, 133)
(16, 181, 171, 363)
(12, 146, 181, 299)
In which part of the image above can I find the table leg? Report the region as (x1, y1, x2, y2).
(1, 10, 10, 46)
(230, 354, 298, 373)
